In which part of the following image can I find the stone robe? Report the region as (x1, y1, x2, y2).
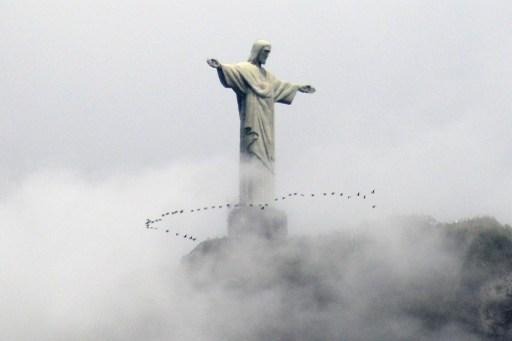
(217, 62, 299, 204)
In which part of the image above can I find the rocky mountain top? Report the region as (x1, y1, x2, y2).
(183, 216, 512, 340)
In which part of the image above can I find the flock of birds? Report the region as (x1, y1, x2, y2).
(144, 189, 376, 243)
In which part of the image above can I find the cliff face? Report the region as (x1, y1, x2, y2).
(183, 216, 512, 341)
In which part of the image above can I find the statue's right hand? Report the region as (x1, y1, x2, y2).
(207, 58, 221, 69)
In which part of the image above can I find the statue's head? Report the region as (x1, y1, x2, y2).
(248, 40, 271, 66)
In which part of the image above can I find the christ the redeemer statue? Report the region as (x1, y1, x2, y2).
(207, 40, 315, 206)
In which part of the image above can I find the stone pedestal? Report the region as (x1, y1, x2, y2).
(227, 206, 287, 240)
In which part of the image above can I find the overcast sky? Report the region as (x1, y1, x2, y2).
(1, 0, 512, 245)
(1, 1, 511, 339)
(2, 0, 511, 224)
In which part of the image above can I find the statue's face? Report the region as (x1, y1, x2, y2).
(258, 46, 271, 65)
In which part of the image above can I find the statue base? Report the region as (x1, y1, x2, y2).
(227, 206, 287, 240)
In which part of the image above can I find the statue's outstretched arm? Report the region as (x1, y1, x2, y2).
(298, 85, 316, 94)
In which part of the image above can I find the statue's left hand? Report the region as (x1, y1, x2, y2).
(207, 58, 221, 69)
(298, 85, 316, 94)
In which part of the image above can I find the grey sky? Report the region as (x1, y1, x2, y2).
(2, 0, 511, 219)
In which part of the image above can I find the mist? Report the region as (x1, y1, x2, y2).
(2, 161, 511, 340)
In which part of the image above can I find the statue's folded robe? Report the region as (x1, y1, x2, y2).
(217, 62, 299, 173)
